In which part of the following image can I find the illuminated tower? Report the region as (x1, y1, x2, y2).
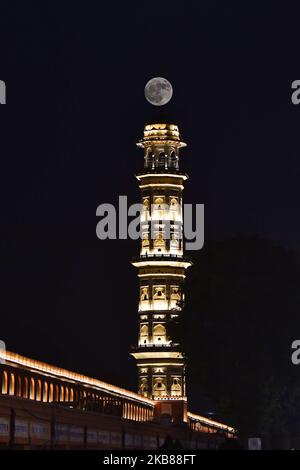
(131, 123, 191, 414)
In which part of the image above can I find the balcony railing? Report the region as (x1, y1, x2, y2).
(131, 343, 181, 353)
(136, 169, 188, 177)
(132, 253, 192, 263)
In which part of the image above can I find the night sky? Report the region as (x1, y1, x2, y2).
(0, 2, 300, 400)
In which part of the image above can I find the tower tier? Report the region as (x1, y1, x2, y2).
(131, 123, 190, 401)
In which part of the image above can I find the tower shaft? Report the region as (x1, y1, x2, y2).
(131, 124, 190, 409)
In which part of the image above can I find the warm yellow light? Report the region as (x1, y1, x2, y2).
(0, 350, 154, 406)
(138, 273, 186, 279)
(154, 396, 187, 402)
(136, 174, 188, 181)
(137, 363, 185, 367)
(187, 411, 236, 433)
(139, 183, 184, 190)
(131, 352, 183, 360)
(132, 260, 191, 269)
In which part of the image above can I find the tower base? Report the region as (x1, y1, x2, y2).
(154, 398, 188, 425)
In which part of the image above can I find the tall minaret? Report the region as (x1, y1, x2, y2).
(131, 123, 191, 417)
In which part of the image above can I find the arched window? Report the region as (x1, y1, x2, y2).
(142, 198, 149, 211)
(153, 287, 165, 300)
(154, 196, 164, 209)
(142, 234, 149, 247)
(170, 197, 178, 209)
(170, 286, 181, 308)
(17, 376, 22, 397)
(169, 150, 177, 169)
(153, 379, 167, 397)
(154, 233, 165, 250)
(171, 378, 182, 397)
(152, 286, 167, 310)
(140, 324, 149, 344)
(171, 287, 181, 300)
(140, 287, 149, 301)
(139, 378, 148, 397)
(153, 324, 167, 344)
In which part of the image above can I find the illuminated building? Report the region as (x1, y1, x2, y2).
(131, 123, 191, 420)
(0, 122, 236, 449)
(0, 350, 235, 449)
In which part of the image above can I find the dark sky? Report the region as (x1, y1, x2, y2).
(0, 2, 300, 400)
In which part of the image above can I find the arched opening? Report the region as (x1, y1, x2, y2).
(171, 286, 181, 300)
(170, 197, 180, 223)
(140, 286, 150, 311)
(170, 196, 178, 207)
(30, 378, 35, 400)
(36, 379, 42, 401)
(154, 233, 165, 251)
(171, 378, 182, 397)
(153, 378, 167, 397)
(54, 384, 59, 402)
(140, 324, 149, 345)
(170, 286, 181, 308)
(145, 149, 153, 168)
(153, 286, 167, 310)
(9, 373, 15, 395)
(141, 287, 149, 301)
(49, 383, 54, 402)
(23, 377, 29, 398)
(139, 377, 148, 397)
(2, 371, 8, 394)
(43, 381, 48, 402)
(16, 375, 22, 397)
(158, 152, 165, 168)
(153, 323, 167, 344)
(142, 234, 150, 251)
(169, 150, 178, 169)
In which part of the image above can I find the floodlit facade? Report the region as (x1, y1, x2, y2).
(0, 350, 235, 449)
(0, 122, 236, 449)
(131, 123, 191, 416)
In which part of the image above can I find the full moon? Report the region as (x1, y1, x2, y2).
(144, 77, 173, 106)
